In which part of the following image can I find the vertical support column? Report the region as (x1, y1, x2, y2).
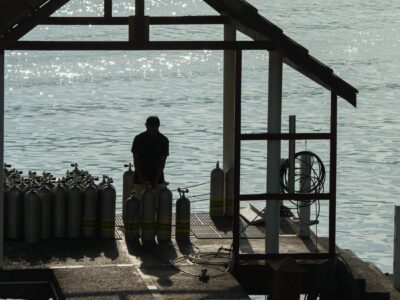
(0, 50, 4, 269)
(133, 0, 149, 44)
(394, 206, 400, 290)
(223, 23, 236, 174)
(288, 115, 296, 194)
(266, 51, 282, 254)
(223, 23, 236, 215)
(329, 92, 337, 256)
(104, 0, 112, 19)
(135, 0, 144, 17)
(233, 50, 242, 269)
(299, 153, 311, 237)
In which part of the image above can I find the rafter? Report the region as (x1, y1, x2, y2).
(0, 0, 70, 49)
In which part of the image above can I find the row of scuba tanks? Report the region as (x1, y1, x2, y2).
(3, 163, 116, 244)
(122, 163, 190, 242)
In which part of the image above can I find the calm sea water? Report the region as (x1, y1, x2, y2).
(4, 0, 400, 273)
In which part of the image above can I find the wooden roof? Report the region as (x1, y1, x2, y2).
(0, 0, 358, 106)
(204, 0, 358, 106)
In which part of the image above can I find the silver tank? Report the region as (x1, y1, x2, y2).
(67, 183, 83, 238)
(124, 194, 140, 241)
(82, 181, 98, 238)
(52, 182, 67, 238)
(3, 181, 10, 238)
(122, 163, 134, 220)
(156, 185, 172, 242)
(99, 179, 116, 238)
(210, 161, 224, 217)
(97, 175, 107, 190)
(24, 190, 41, 244)
(141, 184, 156, 243)
(6, 183, 23, 240)
(224, 168, 234, 217)
(176, 188, 190, 241)
(38, 184, 52, 239)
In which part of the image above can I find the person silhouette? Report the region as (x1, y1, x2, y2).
(131, 116, 169, 198)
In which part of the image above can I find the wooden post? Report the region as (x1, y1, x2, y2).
(394, 206, 400, 290)
(133, 0, 149, 44)
(223, 23, 236, 214)
(329, 92, 337, 256)
(104, 0, 112, 19)
(0, 50, 4, 269)
(266, 51, 282, 254)
(233, 50, 242, 268)
(128, 16, 135, 42)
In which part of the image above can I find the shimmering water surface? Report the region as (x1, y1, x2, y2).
(4, 0, 400, 273)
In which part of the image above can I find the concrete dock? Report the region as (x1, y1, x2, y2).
(0, 213, 398, 299)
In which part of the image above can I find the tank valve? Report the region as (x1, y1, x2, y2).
(199, 268, 209, 281)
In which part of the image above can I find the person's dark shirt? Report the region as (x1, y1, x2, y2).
(131, 131, 169, 184)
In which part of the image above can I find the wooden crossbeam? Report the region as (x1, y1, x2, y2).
(240, 133, 332, 140)
(41, 16, 230, 25)
(8, 41, 274, 51)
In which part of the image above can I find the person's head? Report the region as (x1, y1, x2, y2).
(145, 116, 160, 136)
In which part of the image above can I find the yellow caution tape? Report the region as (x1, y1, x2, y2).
(82, 218, 97, 227)
(176, 221, 190, 232)
(100, 219, 115, 229)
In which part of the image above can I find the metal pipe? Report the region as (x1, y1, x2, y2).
(233, 50, 242, 268)
(329, 92, 337, 256)
(394, 206, 400, 290)
(288, 115, 296, 194)
(0, 50, 4, 269)
(299, 153, 311, 237)
(266, 51, 283, 254)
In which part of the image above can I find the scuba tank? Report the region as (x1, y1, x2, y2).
(122, 163, 134, 220)
(24, 189, 41, 244)
(124, 192, 140, 241)
(99, 177, 116, 238)
(3, 180, 10, 238)
(224, 167, 234, 217)
(6, 181, 23, 240)
(141, 183, 156, 243)
(176, 188, 190, 241)
(37, 182, 53, 239)
(67, 180, 83, 238)
(156, 184, 172, 242)
(210, 161, 224, 217)
(97, 175, 107, 190)
(52, 180, 67, 238)
(82, 178, 98, 238)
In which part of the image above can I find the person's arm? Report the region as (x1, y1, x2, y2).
(133, 153, 146, 183)
(153, 155, 167, 187)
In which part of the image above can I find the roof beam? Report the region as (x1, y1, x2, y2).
(0, 0, 70, 49)
(8, 40, 275, 51)
(40, 16, 230, 25)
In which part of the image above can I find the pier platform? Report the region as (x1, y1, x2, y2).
(0, 213, 398, 299)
